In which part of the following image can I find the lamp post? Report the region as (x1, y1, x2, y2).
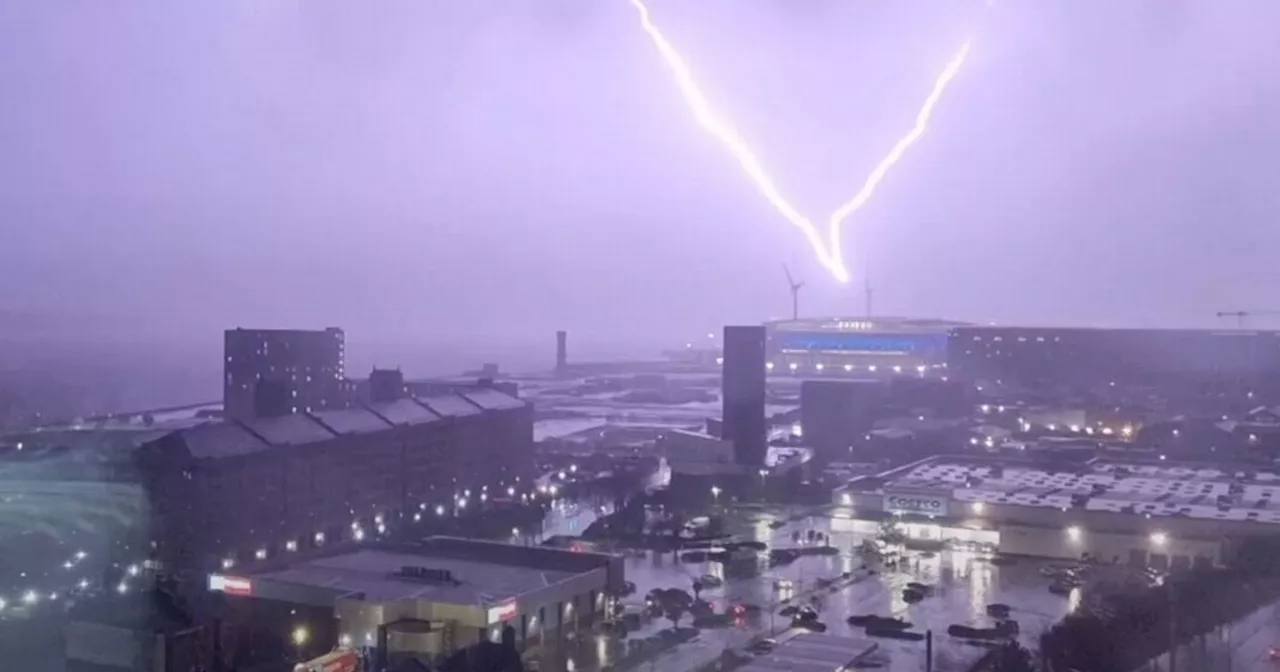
(291, 626, 309, 661)
(710, 486, 722, 507)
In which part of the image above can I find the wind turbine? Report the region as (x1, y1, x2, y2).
(783, 265, 805, 321)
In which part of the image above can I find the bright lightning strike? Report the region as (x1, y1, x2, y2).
(630, 0, 973, 284)
(628, 0, 836, 278)
(825, 42, 972, 273)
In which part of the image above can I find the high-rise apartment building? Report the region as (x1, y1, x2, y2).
(722, 325, 767, 466)
(223, 327, 347, 420)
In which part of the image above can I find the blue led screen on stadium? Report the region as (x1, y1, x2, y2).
(775, 332, 947, 354)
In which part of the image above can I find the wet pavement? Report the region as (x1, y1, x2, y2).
(535, 506, 1078, 672)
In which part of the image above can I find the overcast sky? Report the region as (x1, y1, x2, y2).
(3, 0, 1280, 361)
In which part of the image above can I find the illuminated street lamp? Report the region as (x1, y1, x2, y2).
(292, 626, 309, 660)
(710, 486, 722, 505)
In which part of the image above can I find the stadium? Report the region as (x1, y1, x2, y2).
(765, 317, 966, 377)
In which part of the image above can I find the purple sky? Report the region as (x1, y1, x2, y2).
(3, 0, 1280, 360)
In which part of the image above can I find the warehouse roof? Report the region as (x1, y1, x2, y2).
(852, 456, 1280, 526)
(160, 390, 524, 460)
(463, 388, 527, 411)
(246, 538, 613, 609)
(245, 413, 334, 446)
(418, 395, 482, 418)
(371, 398, 440, 427)
(253, 548, 575, 607)
(313, 407, 393, 435)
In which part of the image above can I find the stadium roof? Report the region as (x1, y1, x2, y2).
(765, 316, 970, 332)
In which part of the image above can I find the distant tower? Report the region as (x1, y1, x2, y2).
(369, 367, 406, 404)
(556, 330, 568, 371)
(722, 325, 768, 466)
(223, 326, 346, 420)
(864, 276, 874, 320)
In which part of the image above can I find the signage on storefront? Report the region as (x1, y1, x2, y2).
(207, 574, 253, 596)
(487, 600, 518, 624)
(293, 649, 359, 672)
(883, 493, 948, 516)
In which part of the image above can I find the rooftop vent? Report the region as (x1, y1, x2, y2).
(395, 566, 461, 586)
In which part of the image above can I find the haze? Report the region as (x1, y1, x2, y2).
(3, 0, 1279, 376)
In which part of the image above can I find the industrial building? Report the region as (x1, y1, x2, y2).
(800, 378, 969, 464)
(948, 325, 1280, 392)
(723, 325, 768, 466)
(832, 455, 1280, 569)
(223, 327, 350, 420)
(206, 538, 622, 665)
(765, 317, 963, 377)
(137, 387, 533, 572)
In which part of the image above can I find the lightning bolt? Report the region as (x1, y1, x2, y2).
(630, 0, 973, 284)
(825, 41, 972, 274)
(628, 0, 836, 277)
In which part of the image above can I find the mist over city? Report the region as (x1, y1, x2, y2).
(4, 2, 1280, 672)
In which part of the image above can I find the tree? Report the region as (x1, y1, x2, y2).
(651, 588, 693, 630)
(876, 519, 907, 546)
(665, 605, 686, 630)
(991, 640, 1036, 672)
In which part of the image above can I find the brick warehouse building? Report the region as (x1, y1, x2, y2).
(136, 387, 533, 572)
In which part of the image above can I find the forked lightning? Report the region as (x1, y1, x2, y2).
(630, 0, 972, 283)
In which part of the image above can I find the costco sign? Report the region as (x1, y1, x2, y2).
(883, 494, 948, 516)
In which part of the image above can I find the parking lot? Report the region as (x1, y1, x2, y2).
(546, 506, 1078, 672)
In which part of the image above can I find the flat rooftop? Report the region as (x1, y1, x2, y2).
(863, 456, 1280, 525)
(252, 541, 601, 608)
(738, 632, 877, 672)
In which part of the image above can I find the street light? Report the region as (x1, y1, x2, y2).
(710, 486, 722, 505)
(292, 626, 309, 660)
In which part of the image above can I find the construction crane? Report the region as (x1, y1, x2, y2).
(783, 265, 804, 321)
(1216, 310, 1280, 328)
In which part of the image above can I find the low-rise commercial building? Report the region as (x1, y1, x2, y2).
(207, 537, 622, 663)
(833, 455, 1280, 568)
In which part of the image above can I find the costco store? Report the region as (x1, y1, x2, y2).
(832, 456, 1280, 570)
